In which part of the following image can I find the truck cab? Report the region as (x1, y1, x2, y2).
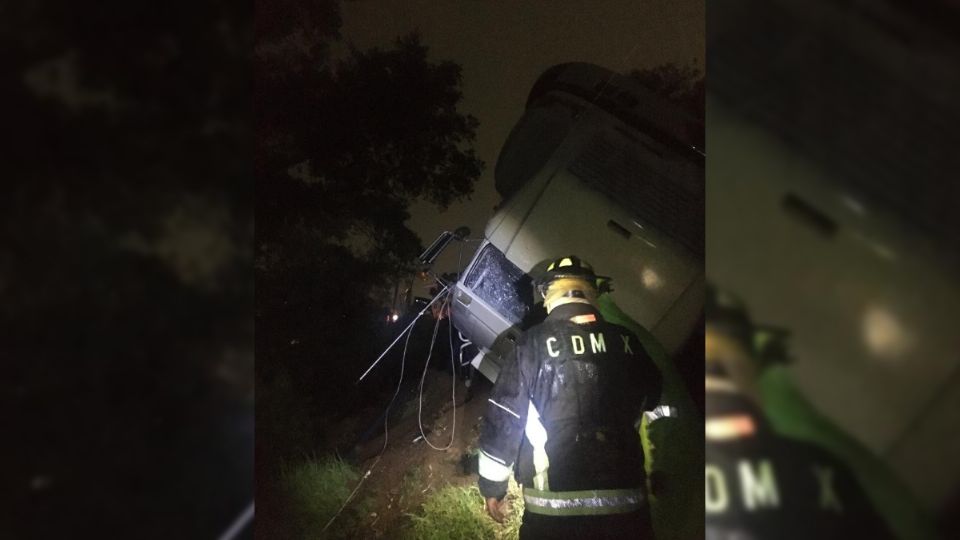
(450, 62, 705, 382)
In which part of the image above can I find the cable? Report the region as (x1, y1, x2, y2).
(417, 291, 457, 451)
(413, 235, 467, 451)
(318, 462, 376, 536)
(455, 235, 465, 276)
(322, 242, 466, 530)
(356, 290, 450, 383)
(447, 291, 458, 431)
(451, 239, 465, 371)
(445, 293, 457, 440)
(416, 292, 454, 450)
(381, 311, 419, 454)
(319, 296, 426, 536)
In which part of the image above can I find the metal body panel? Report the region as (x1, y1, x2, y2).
(709, 100, 960, 509)
(451, 63, 704, 382)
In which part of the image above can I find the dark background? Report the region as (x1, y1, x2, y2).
(5, 0, 958, 537)
(2, 1, 253, 538)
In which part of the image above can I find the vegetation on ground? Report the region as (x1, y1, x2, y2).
(403, 477, 524, 540)
(280, 455, 372, 539)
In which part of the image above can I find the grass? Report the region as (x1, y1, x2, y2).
(402, 477, 524, 540)
(279, 455, 371, 539)
(273, 449, 526, 539)
(394, 465, 426, 514)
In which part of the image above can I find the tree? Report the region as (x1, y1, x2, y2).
(254, 6, 484, 468)
(631, 63, 705, 122)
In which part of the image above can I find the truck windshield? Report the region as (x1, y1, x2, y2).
(462, 244, 533, 325)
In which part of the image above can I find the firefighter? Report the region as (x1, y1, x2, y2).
(477, 256, 662, 539)
(705, 285, 894, 539)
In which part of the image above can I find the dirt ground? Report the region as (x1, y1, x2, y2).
(346, 369, 493, 538)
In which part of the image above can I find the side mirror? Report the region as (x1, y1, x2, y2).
(418, 231, 454, 266)
(418, 226, 471, 267)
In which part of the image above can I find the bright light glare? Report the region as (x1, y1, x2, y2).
(862, 305, 912, 360)
(641, 267, 663, 290)
(392, 314, 399, 322)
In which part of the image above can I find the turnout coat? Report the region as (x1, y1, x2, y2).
(478, 302, 663, 518)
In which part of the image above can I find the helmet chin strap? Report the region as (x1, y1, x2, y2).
(541, 277, 598, 314)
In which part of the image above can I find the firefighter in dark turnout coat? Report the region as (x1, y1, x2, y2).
(704, 286, 894, 540)
(478, 256, 662, 539)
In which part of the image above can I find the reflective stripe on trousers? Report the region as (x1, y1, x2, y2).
(522, 487, 646, 516)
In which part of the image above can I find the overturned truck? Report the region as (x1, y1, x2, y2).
(428, 62, 705, 539)
(450, 62, 704, 383)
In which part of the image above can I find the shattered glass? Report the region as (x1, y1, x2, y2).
(463, 244, 533, 325)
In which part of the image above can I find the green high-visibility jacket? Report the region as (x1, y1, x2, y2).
(597, 294, 704, 540)
(760, 366, 938, 540)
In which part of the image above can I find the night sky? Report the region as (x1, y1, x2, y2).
(338, 0, 704, 292)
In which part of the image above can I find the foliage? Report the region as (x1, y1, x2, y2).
(403, 478, 524, 540)
(630, 63, 705, 121)
(256, 32, 482, 264)
(396, 465, 426, 511)
(404, 484, 497, 540)
(255, 0, 484, 466)
(280, 455, 372, 539)
(257, 369, 319, 465)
